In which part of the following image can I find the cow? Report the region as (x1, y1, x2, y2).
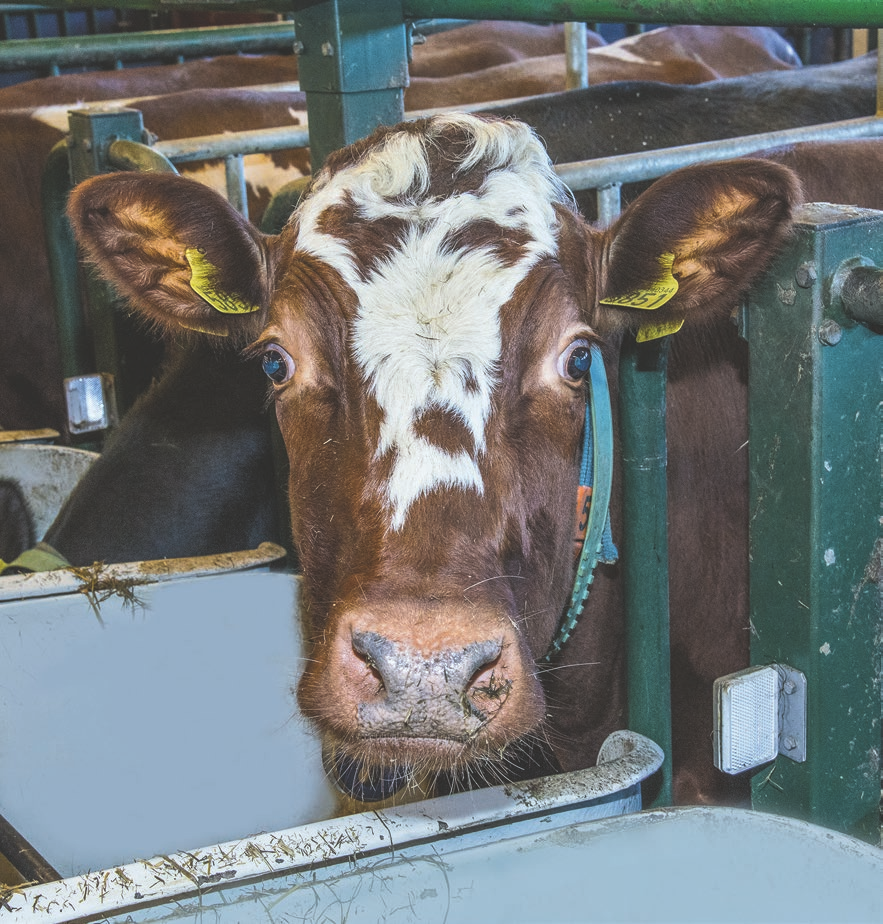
(407, 25, 801, 108)
(0, 24, 798, 111)
(0, 86, 310, 433)
(485, 52, 876, 221)
(0, 479, 34, 566)
(63, 113, 800, 808)
(0, 51, 870, 436)
(41, 340, 283, 565)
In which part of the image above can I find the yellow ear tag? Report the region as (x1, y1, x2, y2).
(185, 248, 261, 315)
(600, 252, 679, 311)
(636, 316, 685, 342)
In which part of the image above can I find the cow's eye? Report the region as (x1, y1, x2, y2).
(558, 339, 592, 383)
(261, 345, 295, 385)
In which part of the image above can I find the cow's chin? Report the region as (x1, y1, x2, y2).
(321, 726, 545, 808)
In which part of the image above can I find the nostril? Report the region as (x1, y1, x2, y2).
(467, 659, 513, 716)
(351, 630, 395, 693)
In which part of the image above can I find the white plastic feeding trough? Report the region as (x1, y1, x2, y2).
(1, 541, 666, 922)
(0, 442, 97, 539)
(7, 793, 883, 923)
(0, 547, 341, 879)
(3, 555, 880, 923)
(4, 730, 664, 923)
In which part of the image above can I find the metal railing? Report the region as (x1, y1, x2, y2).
(0, 20, 298, 72)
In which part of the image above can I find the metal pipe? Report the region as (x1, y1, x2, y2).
(564, 20, 588, 90)
(555, 116, 883, 192)
(225, 154, 249, 220)
(18, 0, 876, 27)
(877, 28, 883, 116)
(403, 1, 883, 28)
(596, 184, 621, 226)
(108, 138, 177, 174)
(153, 115, 883, 196)
(838, 265, 883, 328)
(0, 21, 298, 71)
(156, 124, 310, 163)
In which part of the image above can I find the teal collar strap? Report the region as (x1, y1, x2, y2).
(543, 344, 617, 661)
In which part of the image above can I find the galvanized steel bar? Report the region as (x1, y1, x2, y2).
(564, 20, 588, 90)
(225, 154, 249, 220)
(878, 29, 883, 115)
(107, 137, 177, 174)
(155, 124, 310, 163)
(555, 116, 883, 193)
(149, 117, 883, 194)
(596, 184, 622, 227)
(745, 203, 882, 843)
(0, 21, 298, 71)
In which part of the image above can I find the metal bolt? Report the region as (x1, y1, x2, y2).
(321, 41, 335, 57)
(818, 319, 842, 346)
(783, 735, 798, 751)
(795, 263, 817, 288)
(292, 40, 304, 55)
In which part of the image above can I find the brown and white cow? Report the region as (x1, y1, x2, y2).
(66, 114, 799, 800)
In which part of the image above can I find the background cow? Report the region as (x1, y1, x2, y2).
(0, 48, 868, 436)
(63, 114, 799, 806)
(0, 23, 800, 429)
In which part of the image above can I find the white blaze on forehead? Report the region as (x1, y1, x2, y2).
(295, 114, 572, 530)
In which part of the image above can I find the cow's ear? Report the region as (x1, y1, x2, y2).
(67, 172, 273, 341)
(593, 159, 801, 338)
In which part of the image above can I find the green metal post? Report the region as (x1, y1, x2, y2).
(745, 203, 882, 843)
(293, 0, 408, 170)
(41, 139, 94, 383)
(619, 335, 673, 807)
(66, 108, 167, 417)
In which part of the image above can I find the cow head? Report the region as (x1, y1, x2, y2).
(68, 114, 798, 797)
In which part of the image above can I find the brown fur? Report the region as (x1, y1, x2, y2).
(65, 116, 801, 806)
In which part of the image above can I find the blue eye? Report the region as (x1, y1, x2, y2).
(559, 339, 592, 382)
(261, 345, 294, 385)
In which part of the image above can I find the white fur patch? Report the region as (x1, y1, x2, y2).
(295, 114, 571, 529)
(590, 45, 657, 66)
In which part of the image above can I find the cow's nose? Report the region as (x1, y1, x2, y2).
(351, 630, 509, 740)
